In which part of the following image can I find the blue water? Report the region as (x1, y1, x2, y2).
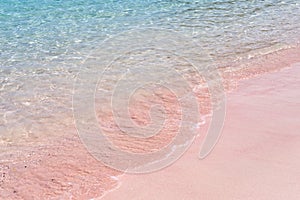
(0, 0, 300, 152)
(1, 0, 300, 68)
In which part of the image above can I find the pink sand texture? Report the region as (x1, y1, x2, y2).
(101, 63, 300, 200)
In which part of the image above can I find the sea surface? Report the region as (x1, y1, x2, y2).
(0, 0, 300, 199)
(1, 0, 300, 143)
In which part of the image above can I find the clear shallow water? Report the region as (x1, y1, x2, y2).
(0, 0, 299, 159)
(0, 0, 299, 142)
(1, 0, 300, 68)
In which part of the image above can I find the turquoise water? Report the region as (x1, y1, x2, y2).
(0, 0, 299, 143)
(1, 0, 300, 68)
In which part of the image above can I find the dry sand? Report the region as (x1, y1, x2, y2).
(100, 63, 300, 200)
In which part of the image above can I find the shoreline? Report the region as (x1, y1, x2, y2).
(100, 61, 300, 200)
(1, 45, 300, 199)
(97, 44, 300, 199)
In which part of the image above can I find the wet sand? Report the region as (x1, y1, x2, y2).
(0, 135, 121, 200)
(100, 63, 300, 200)
(1, 47, 300, 199)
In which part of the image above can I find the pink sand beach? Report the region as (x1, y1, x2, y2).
(2, 0, 300, 199)
(100, 62, 300, 199)
(1, 47, 300, 199)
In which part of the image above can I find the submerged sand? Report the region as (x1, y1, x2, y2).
(1, 47, 300, 199)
